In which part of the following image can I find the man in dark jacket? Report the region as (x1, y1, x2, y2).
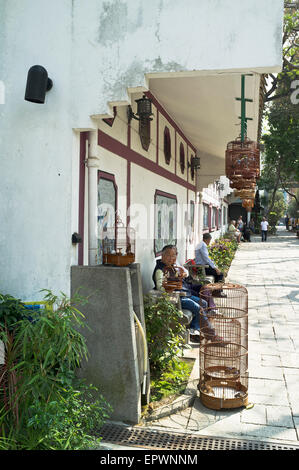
(153, 245, 225, 344)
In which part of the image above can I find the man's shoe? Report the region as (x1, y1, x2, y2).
(190, 328, 200, 336)
(190, 335, 200, 343)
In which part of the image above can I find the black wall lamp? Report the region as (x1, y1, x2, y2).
(25, 65, 53, 104)
(72, 232, 82, 244)
(128, 94, 153, 151)
(127, 94, 153, 123)
(188, 155, 201, 171)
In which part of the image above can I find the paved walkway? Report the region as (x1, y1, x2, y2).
(143, 227, 299, 445)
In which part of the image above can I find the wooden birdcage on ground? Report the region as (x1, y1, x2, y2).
(199, 342, 248, 410)
(102, 217, 136, 267)
(199, 283, 249, 409)
(200, 283, 248, 312)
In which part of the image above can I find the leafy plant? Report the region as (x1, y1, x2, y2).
(0, 290, 112, 450)
(208, 238, 238, 275)
(150, 358, 194, 402)
(0, 294, 29, 332)
(143, 293, 185, 375)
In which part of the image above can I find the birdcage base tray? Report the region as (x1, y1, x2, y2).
(103, 254, 135, 266)
(199, 379, 248, 410)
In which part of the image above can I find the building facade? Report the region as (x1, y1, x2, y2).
(0, 0, 284, 301)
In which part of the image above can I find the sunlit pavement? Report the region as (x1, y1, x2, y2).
(144, 227, 299, 445)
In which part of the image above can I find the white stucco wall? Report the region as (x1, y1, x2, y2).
(0, 0, 284, 300)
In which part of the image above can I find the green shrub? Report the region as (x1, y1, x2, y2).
(150, 358, 194, 402)
(208, 238, 238, 275)
(143, 293, 185, 375)
(0, 290, 112, 450)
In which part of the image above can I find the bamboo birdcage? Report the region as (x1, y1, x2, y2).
(102, 216, 136, 267)
(200, 283, 248, 312)
(162, 265, 185, 293)
(199, 283, 249, 409)
(225, 136, 260, 181)
(199, 342, 248, 410)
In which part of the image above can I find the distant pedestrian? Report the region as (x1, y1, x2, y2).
(237, 216, 244, 232)
(249, 219, 255, 233)
(285, 215, 289, 230)
(261, 217, 269, 242)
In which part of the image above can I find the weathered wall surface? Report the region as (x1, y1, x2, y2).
(0, 0, 283, 300)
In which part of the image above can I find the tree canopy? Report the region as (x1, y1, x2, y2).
(258, 2, 299, 214)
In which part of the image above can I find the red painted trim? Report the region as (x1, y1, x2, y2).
(145, 91, 197, 154)
(175, 130, 177, 175)
(156, 110, 159, 164)
(127, 160, 131, 228)
(78, 132, 88, 265)
(127, 120, 131, 149)
(102, 106, 117, 127)
(98, 129, 196, 192)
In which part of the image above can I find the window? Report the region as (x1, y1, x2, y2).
(97, 172, 117, 264)
(164, 126, 171, 164)
(218, 208, 222, 227)
(203, 203, 209, 229)
(212, 207, 217, 228)
(223, 206, 227, 225)
(154, 191, 177, 255)
(188, 200, 195, 244)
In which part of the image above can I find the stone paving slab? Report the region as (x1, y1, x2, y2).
(144, 228, 299, 444)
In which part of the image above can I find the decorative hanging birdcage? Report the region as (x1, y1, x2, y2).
(230, 177, 256, 190)
(102, 215, 136, 266)
(242, 198, 255, 211)
(199, 283, 248, 409)
(234, 188, 256, 200)
(226, 136, 260, 182)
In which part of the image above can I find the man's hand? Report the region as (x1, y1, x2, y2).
(216, 268, 222, 275)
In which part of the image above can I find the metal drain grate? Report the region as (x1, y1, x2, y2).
(99, 423, 299, 451)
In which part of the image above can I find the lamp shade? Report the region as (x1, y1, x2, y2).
(25, 65, 53, 104)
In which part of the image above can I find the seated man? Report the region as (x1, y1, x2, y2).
(195, 233, 224, 284)
(227, 220, 241, 243)
(153, 244, 223, 344)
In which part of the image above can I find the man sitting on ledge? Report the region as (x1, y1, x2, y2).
(152, 244, 225, 344)
(195, 233, 224, 284)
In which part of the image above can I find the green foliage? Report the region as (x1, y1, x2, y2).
(208, 238, 238, 275)
(287, 189, 299, 218)
(259, 6, 299, 210)
(150, 359, 194, 402)
(0, 290, 112, 450)
(143, 293, 185, 375)
(0, 294, 29, 332)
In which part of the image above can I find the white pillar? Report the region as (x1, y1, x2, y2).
(87, 130, 100, 265)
